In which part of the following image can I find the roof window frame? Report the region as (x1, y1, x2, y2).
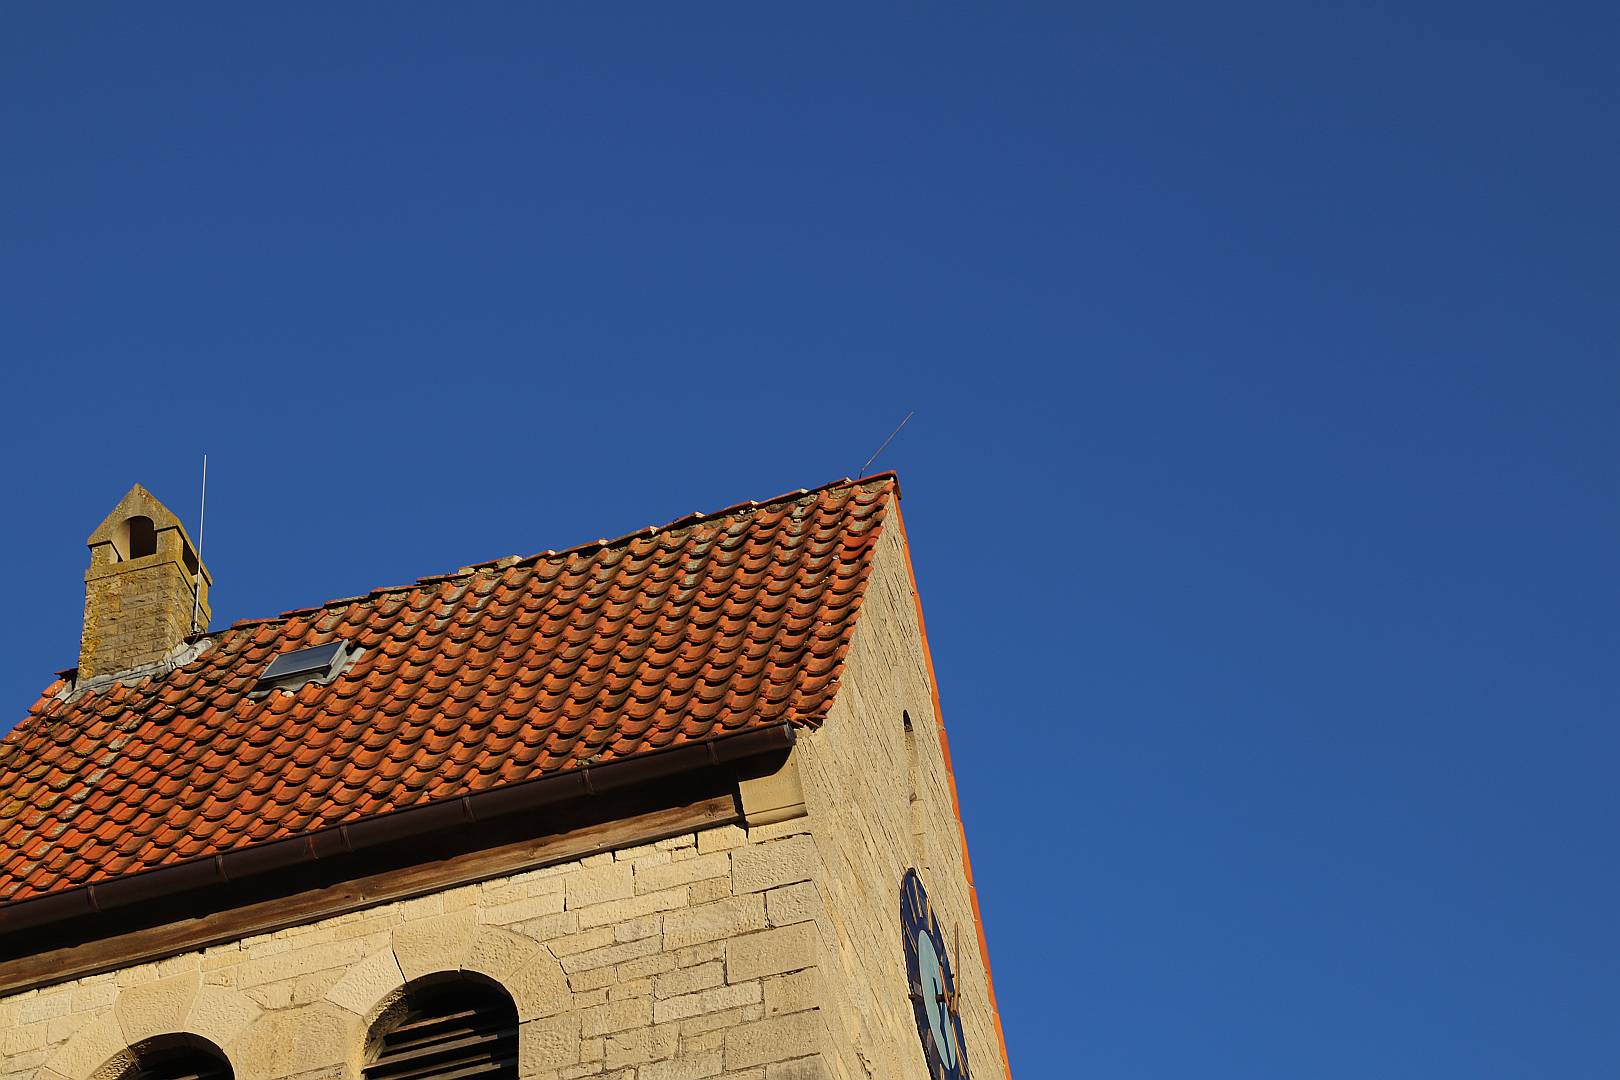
(253, 639, 361, 696)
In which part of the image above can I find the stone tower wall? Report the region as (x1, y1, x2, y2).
(788, 510, 1008, 1079)
(0, 819, 836, 1080)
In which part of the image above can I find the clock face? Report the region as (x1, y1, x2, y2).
(901, 868, 970, 1079)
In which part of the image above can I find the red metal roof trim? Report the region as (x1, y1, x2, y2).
(0, 476, 896, 906)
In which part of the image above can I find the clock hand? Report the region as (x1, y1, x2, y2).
(951, 922, 963, 1017)
(932, 984, 956, 1066)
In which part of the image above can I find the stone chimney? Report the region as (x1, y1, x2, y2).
(79, 484, 211, 680)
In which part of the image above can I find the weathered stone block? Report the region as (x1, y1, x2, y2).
(19, 989, 73, 1025)
(614, 951, 681, 982)
(694, 825, 747, 854)
(114, 971, 200, 1043)
(546, 926, 616, 958)
(3, 1023, 47, 1055)
(763, 882, 819, 927)
(723, 1010, 822, 1069)
(559, 934, 663, 975)
(508, 910, 580, 943)
(578, 996, 652, 1037)
(726, 924, 818, 984)
(325, 949, 405, 1017)
(608, 978, 653, 1002)
(464, 926, 543, 981)
(567, 967, 614, 994)
(565, 863, 634, 909)
(505, 949, 571, 1021)
(689, 877, 732, 904)
(478, 889, 565, 925)
(676, 1005, 754, 1037)
(651, 980, 759, 1024)
(766, 1057, 831, 1080)
(633, 851, 731, 894)
(70, 979, 118, 1014)
(391, 910, 478, 982)
(636, 1050, 723, 1079)
(737, 753, 807, 828)
(574, 885, 688, 930)
(653, 960, 724, 1000)
(186, 986, 262, 1049)
(601, 1021, 680, 1068)
(572, 987, 609, 1010)
(239, 939, 367, 990)
(662, 896, 767, 951)
(612, 839, 666, 863)
(42, 1014, 127, 1080)
(731, 836, 815, 895)
(520, 1012, 581, 1070)
(762, 969, 819, 1018)
(654, 833, 697, 851)
(619, 916, 665, 945)
(229, 1003, 355, 1080)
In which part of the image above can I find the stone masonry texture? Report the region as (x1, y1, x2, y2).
(1, 822, 833, 1080)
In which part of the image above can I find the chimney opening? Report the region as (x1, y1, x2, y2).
(121, 515, 157, 561)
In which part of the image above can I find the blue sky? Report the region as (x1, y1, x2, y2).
(3, 4, 1616, 1075)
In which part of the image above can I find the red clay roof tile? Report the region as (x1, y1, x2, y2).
(0, 475, 896, 906)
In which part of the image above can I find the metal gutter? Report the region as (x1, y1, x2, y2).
(0, 722, 794, 935)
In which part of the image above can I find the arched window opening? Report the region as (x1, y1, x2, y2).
(121, 515, 157, 560)
(364, 975, 518, 1080)
(124, 1036, 231, 1080)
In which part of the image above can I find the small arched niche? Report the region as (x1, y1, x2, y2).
(118, 515, 158, 561)
(364, 972, 518, 1080)
(121, 1034, 232, 1080)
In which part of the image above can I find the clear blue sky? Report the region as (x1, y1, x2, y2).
(3, 5, 1616, 1076)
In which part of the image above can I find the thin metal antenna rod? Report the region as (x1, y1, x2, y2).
(857, 410, 914, 479)
(191, 454, 207, 635)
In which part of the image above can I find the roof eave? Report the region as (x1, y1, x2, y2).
(0, 722, 795, 936)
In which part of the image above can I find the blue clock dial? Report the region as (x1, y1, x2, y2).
(901, 868, 970, 1080)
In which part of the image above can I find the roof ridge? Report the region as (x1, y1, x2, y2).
(230, 472, 899, 631)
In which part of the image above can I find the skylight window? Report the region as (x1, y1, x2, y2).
(256, 640, 359, 693)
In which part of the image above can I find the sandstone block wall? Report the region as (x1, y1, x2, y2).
(80, 557, 201, 679)
(0, 821, 836, 1080)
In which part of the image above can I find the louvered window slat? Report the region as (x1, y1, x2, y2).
(364, 981, 518, 1080)
(126, 1048, 231, 1080)
(376, 1057, 517, 1080)
(380, 1028, 503, 1064)
(388, 1007, 489, 1037)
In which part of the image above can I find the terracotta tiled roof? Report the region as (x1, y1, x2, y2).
(0, 476, 896, 906)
